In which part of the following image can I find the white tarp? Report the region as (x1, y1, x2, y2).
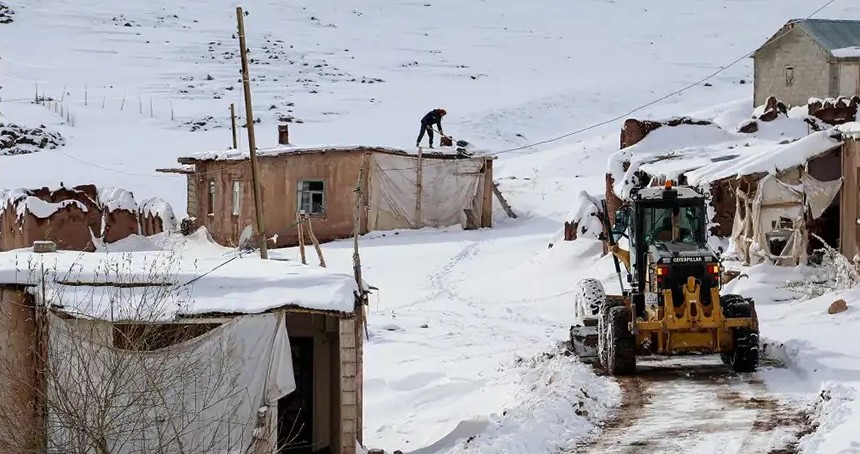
(367, 153, 485, 231)
(46, 312, 295, 454)
(731, 170, 842, 266)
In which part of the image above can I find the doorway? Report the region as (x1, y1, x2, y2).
(278, 337, 314, 453)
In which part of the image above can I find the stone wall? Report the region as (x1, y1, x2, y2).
(0, 185, 175, 252)
(754, 25, 834, 107)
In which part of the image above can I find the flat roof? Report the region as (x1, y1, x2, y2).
(177, 144, 490, 164)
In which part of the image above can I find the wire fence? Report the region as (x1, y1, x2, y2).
(0, 0, 841, 179)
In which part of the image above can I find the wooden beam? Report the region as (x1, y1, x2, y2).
(481, 158, 494, 227)
(415, 147, 424, 228)
(54, 281, 174, 288)
(492, 181, 517, 219)
(155, 167, 194, 175)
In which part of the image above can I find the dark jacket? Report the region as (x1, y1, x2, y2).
(421, 109, 444, 129)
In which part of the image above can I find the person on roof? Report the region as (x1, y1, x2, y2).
(416, 108, 447, 148)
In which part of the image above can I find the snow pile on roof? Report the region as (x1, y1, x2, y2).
(0, 228, 358, 320)
(97, 187, 138, 212)
(608, 104, 844, 198)
(608, 121, 737, 197)
(183, 143, 481, 162)
(685, 130, 843, 185)
(835, 122, 860, 139)
(442, 347, 619, 453)
(833, 46, 860, 58)
(186, 144, 409, 161)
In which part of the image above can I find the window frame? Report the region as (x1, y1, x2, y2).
(231, 180, 242, 216)
(785, 65, 795, 87)
(296, 179, 327, 217)
(207, 179, 216, 216)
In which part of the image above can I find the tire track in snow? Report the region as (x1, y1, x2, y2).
(575, 357, 812, 454)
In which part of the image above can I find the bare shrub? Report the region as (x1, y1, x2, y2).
(0, 250, 277, 453)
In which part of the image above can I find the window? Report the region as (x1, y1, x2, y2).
(785, 65, 794, 86)
(642, 205, 704, 245)
(232, 180, 242, 216)
(297, 180, 325, 215)
(207, 180, 216, 215)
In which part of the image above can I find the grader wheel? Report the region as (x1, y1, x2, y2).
(598, 296, 625, 368)
(721, 294, 760, 373)
(604, 305, 636, 375)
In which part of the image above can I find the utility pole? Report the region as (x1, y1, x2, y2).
(237, 6, 268, 259)
(230, 103, 238, 149)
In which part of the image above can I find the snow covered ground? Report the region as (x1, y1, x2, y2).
(725, 262, 860, 454)
(4, 0, 860, 452)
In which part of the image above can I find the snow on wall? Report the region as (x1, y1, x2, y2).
(567, 191, 604, 238)
(97, 187, 138, 212)
(140, 197, 179, 231)
(1, 188, 88, 220)
(18, 197, 87, 220)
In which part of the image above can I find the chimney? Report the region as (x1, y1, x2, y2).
(278, 124, 290, 145)
(33, 241, 57, 253)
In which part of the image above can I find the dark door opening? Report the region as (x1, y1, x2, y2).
(808, 202, 841, 259)
(279, 337, 314, 453)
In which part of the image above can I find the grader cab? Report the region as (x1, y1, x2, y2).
(569, 182, 760, 375)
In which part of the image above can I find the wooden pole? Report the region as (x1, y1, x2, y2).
(415, 147, 424, 228)
(353, 154, 368, 289)
(304, 214, 326, 268)
(230, 103, 238, 149)
(352, 154, 370, 441)
(295, 212, 307, 264)
(237, 6, 268, 259)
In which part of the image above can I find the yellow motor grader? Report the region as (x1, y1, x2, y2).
(569, 181, 760, 375)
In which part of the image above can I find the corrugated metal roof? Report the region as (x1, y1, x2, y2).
(794, 18, 860, 51)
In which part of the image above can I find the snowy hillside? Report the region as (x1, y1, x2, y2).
(4, 0, 860, 452)
(1, 0, 858, 211)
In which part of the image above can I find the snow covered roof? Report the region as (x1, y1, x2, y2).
(795, 19, 860, 52)
(685, 130, 843, 185)
(608, 108, 845, 198)
(179, 144, 480, 163)
(835, 122, 860, 139)
(0, 229, 358, 321)
(832, 46, 860, 58)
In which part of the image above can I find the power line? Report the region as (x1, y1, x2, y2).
(380, 0, 840, 172)
(479, 0, 840, 158)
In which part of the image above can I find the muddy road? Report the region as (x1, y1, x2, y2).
(575, 356, 812, 454)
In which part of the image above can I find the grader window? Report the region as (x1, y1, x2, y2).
(643, 205, 704, 244)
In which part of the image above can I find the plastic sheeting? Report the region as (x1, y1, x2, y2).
(367, 153, 485, 231)
(731, 170, 842, 266)
(46, 312, 295, 454)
